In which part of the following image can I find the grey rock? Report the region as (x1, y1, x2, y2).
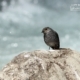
(0, 48, 80, 80)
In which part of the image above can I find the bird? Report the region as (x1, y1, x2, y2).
(42, 27, 60, 50)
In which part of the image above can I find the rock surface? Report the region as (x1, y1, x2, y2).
(0, 48, 80, 80)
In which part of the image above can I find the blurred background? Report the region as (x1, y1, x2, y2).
(0, 0, 80, 69)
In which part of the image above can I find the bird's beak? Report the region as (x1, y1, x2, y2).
(41, 30, 44, 33)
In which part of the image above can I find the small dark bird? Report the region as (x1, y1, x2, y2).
(42, 27, 60, 50)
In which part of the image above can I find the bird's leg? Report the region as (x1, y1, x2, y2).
(49, 47, 50, 50)
(49, 47, 55, 51)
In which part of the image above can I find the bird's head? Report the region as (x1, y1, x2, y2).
(42, 27, 51, 34)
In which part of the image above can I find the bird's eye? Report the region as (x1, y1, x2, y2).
(45, 28, 47, 30)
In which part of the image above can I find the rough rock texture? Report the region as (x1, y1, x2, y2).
(0, 48, 80, 80)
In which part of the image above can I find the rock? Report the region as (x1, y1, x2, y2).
(0, 48, 80, 80)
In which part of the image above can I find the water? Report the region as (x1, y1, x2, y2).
(0, 0, 80, 69)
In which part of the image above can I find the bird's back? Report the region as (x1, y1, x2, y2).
(44, 30, 60, 49)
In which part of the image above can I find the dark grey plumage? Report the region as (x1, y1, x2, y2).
(42, 27, 60, 49)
